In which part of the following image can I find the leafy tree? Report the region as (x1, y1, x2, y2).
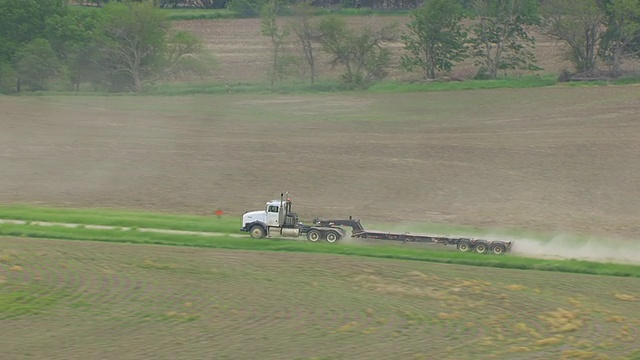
(469, 0, 541, 79)
(290, 0, 320, 84)
(93, 1, 212, 92)
(0, 0, 67, 62)
(228, 0, 266, 17)
(15, 38, 63, 91)
(599, 0, 640, 76)
(94, 1, 169, 91)
(542, 0, 606, 75)
(401, 0, 468, 79)
(45, 8, 104, 90)
(161, 30, 216, 81)
(0, 61, 18, 93)
(316, 16, 396, 87)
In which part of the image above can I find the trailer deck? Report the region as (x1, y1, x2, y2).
(312, 218, 512, 255)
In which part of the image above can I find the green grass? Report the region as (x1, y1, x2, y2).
(368, 75, 559, 92)
(13, 73, 640, 97)
(0, 204, 571, 243)
(163, 7, 410, 21)
(0, 204, 239, 234)
(162, 8, 239, 20)
(147, 79, 353, 95)
(612, 76, 640, 85)
(146, 75, 560, 96)
(69, 5, 409, 21)
(2, 223, 640, 278)
(0, 286, 60, 318)
(144, 75, 640, 96)
(4, 235, 639, 359)
(147, 76, 561, 96)
(284, 7, 411, 17)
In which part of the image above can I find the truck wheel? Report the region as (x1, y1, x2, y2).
(250, 225, 266, 239)
(325, 231, 340, 243)
(474, 242, 488, 254)
(457, 240, 472, 253)
(490, 243, 506, 255)
(307, 230, 321, 242)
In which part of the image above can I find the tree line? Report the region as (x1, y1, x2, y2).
(264, 0, 640, 88)
(1, 0, 639, 93)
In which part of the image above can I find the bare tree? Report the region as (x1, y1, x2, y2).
(290, 1, 319, 84)
(261, 0, 291, 89)
(542, 0, 606, 75)
(600, 0, 640, 76)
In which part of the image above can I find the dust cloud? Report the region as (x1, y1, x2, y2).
(509, 234, 640, 265)
(342, 222, 640, 265)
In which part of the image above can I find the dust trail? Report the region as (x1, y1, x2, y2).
(509, 234, 640, 265)
(350, 221, 640, 265)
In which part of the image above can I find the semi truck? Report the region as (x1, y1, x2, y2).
(240, 192, 512, 255)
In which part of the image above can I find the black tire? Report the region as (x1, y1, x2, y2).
(457, 240, 472, 253)
(325, 231, 340, 243)
(250, 225, 266, 239)
(307, 229, 321, 242)
(474, 242, 488, 254)
(490, 242, 507, 255)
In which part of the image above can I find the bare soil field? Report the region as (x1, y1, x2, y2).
(1, 86, 640, 240)
(173, 16, 640, 83)
(1, 237, 639, 359)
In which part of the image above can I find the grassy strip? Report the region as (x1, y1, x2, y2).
(368, 75, 559, 92)
(162, 9, 239, 20)
(147, 80, 354, 95)
(149, 76, 561, 95)
(0, 204, 541, 243)
(164, 8, 410, 20)
(70, 6, 408, 21)
(147, 76, 640, 96)
(2, 224, 640, 278)
(16, 75, 640, 97)
(0, 204, 240, 234)
(0, 204, 612, 246)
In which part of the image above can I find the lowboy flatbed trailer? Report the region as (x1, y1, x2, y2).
(241, 193, 513, 255)
(312, 218, 512, 255)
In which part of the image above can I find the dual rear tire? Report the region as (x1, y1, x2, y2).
(307, 229, 341, 243)
(251, 226, 342, 244)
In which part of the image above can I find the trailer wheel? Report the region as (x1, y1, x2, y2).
(325, 231, 340, 243)
(457, 240, 472, 253)
(250, 225, 266, 239)
(474, 242, 488, 254)
(490, 243, 506, 255)
(307, 230, 321, 242)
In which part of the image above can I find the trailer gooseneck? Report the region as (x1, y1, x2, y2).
(240, 192, 512, 255)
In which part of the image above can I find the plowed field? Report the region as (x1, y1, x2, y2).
(1, 86, 640, 240)
(1, 238, 639, 359)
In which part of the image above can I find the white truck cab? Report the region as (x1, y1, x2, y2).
(240, 192, 347, 243)
(242, 199, 282, 228)
(240, 194, 301, 238)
